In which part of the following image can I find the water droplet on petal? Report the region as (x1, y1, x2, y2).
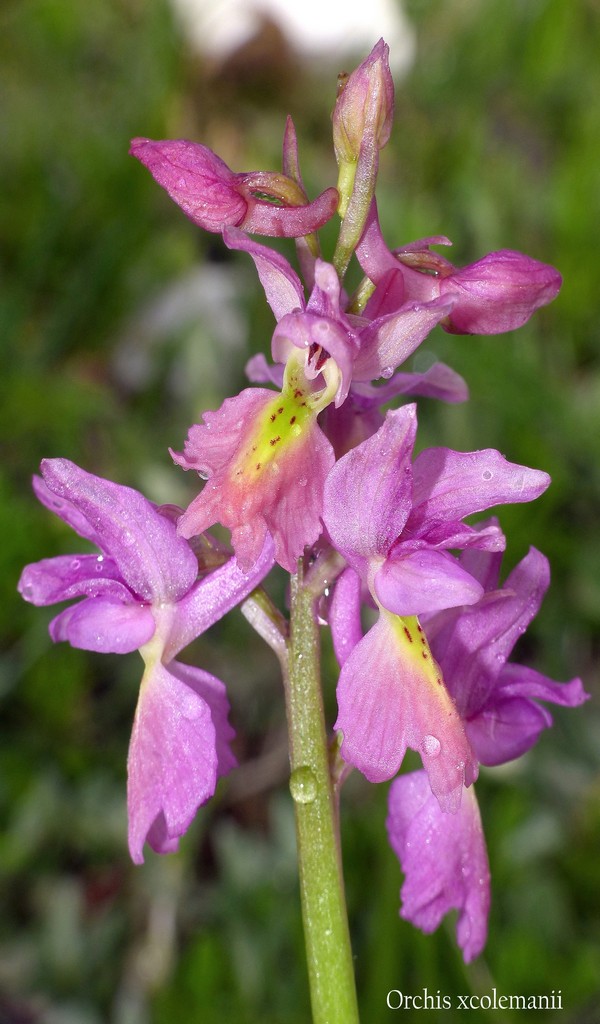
(70, 558, 81, 571)
(482, 469, 493, 481)
(289, 766, 317, 804)
(21, 584, 33, 599)
(381, 366, 394, 380)
(421, 734, 441, 758)
(298, 477, 307, 487)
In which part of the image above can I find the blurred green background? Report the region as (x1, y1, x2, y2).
(1, 0, 599, 1021)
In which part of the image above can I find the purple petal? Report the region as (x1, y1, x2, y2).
(323, 405, 417, 572)
(40, 460, 198, 604)
(245, 353, 284, 388)
(466, 696, 553, 766)
(335, 611, 477, 811)
(329, 567, 364, 667)
(169, 661, 237, 777)
(165, 537, 276, 659)
(18, 553, 130, 606)
(439, 250, 562, 335)
(453, 528, 504, 591)
(408, 448, 550, 532)
(431, 548, 551, 719)
(374, 548, 484, 616)
(412, 518, 506, 553)
(127, 660, 227, 863)
(223, 227, 305, 320)
(467, 662, 589, 766)
(319, 394, 384, 461)
(363, 267, 406, 320)
(352, 296, 456, 381)
(352, 362, 469, 405)
(32, 475, 102, 546)
(387, 771, 490, 963)
(305, 260, 347, 321)
(130, 138, 247, 231)
(355, 199, 398, 282)
(49, 597, 155, 654)
(496, 662, 589, 708)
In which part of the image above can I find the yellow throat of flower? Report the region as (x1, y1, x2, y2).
(232, 350, 339, 485)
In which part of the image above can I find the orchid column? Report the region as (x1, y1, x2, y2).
(19, 38, 586, 1024)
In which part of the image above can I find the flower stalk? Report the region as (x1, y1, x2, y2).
(286, 561, 360, 1024)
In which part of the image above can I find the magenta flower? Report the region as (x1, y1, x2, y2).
(225, 226, 457, 389)
(130, 137, 339, 238)
(172, 378, 335, 574)
(323, 404, 551, 809)
(384, 540, 587, 962)
(172, 229, 457, 573)
(18, 459, 274, 862)
(357, 202, 562, 334)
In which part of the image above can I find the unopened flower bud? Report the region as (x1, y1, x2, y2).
(332, 38, 394, 166)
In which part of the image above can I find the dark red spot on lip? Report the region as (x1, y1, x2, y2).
(255, 463, 261, 471)
(294, 389, 303, 398)
(422, 652, 429, 660)
(403, 627, 413, 642)
(270, 414, 276, 422)
(417, 623, 423, 633)
(290, 415, 296, 425)
(270, 435, 281, 446)
(277, 406, 284, 414)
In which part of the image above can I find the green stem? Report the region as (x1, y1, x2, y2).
(286, 561, 360, 1024)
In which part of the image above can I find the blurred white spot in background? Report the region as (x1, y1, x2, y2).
(169, 0, 415, 76)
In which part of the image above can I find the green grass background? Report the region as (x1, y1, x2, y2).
(1, 0, 599, 1021)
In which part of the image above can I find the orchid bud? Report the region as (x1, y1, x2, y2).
(332, 38, 394, 166)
